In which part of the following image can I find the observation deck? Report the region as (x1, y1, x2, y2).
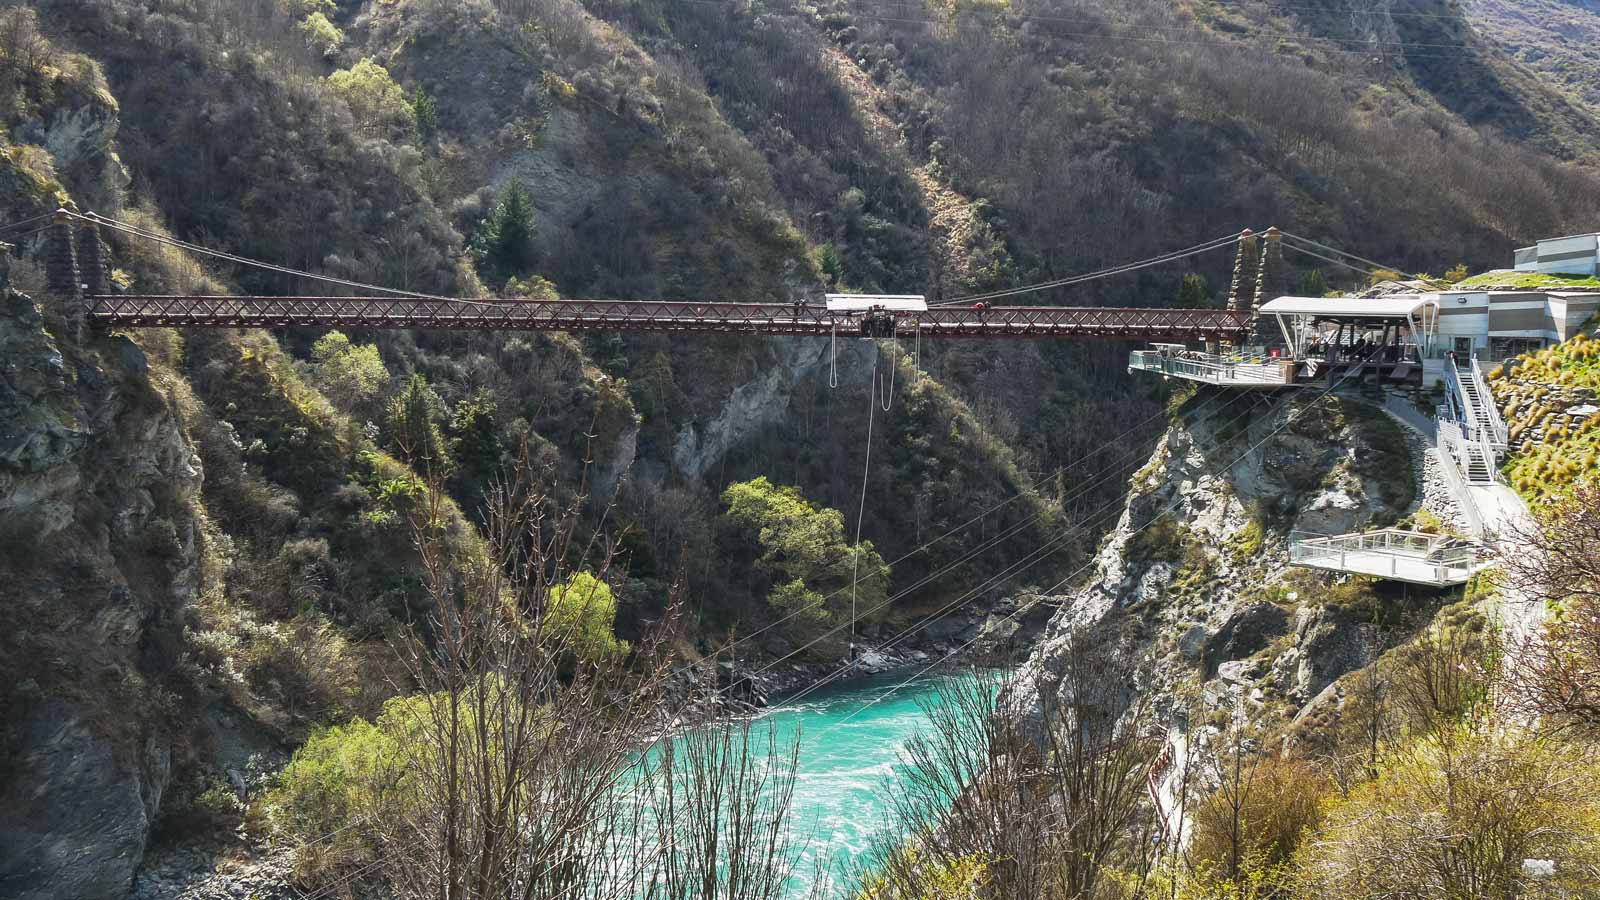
(1288, 529, 1485, 587)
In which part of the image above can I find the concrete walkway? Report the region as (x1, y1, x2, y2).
(1469, 483, 1546, 650)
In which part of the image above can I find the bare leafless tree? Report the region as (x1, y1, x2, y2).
(863, 632, 1158, 900)
(355, 449, 805, 900)
(1501, 479, 1600, 733)
(642, 719, 808, 900)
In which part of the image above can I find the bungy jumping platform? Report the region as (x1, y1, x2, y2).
(1288, 529, 1486, 587)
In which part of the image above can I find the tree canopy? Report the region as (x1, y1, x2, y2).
(309, 331, 389, 421)
(326, 58, 411, 136)
(721, 477, 889, 653)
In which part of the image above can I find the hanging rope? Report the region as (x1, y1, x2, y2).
(849, 364, 879, 667)
(881, 318, 899, 412)
(913, 320, 923, 388)
(829, 319, 839, 389)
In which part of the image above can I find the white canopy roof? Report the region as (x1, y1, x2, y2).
(1258, 295, 1436, 318)
(825, 293, 927, 312)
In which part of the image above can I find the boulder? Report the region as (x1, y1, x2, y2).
(1203, 601, 1290, 674)
(0, 704, 169, 900)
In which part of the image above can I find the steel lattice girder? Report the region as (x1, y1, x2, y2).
(86, 295, 1252, 341)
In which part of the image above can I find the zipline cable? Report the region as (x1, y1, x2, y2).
(578, 382, 1250, 732)
(754, 385, 1302, 714)
(439, 382, 1310, 893)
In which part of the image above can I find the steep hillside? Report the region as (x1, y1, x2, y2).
(7, 0, 1600, 895)
(1469, 0, 1600, 118)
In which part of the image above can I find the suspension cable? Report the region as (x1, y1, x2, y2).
(70, 210, 527, 308)
(937, 231, 1245, 306)
(1278, 230, 1452, 289)
(0, 212, 55, 234)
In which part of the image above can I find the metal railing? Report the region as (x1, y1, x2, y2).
(1127, 349, 1291, 385)
(1470, 356, 1509, 448)
(1382, 392, 1436, 444)
(1430, 434, 1487, 537)
(1290, 529, 1484, 584)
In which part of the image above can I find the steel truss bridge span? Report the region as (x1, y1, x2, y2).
(87, 294, 1252, 341)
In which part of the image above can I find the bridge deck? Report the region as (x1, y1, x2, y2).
(86, 295, 1251, 341)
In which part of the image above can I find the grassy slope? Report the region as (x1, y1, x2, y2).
(1487, 328, 1600, 502)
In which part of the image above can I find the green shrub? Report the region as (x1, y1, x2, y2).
(545, 572, 629, 666)
(326, 58, 412, 135)
(297, 11, 342, 55)
(266, 713, 400, 871)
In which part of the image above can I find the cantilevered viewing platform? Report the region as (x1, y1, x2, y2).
(1289, 529, 1485, 587)
(1128, 293, 1437, 391)
(1127, 346, 1299, 388)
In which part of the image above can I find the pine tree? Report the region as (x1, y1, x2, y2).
(411, 87, 438, 144)
(476, 180, 537, 283)
(1178, 272, 1212, 308)
(384, 374, 452, 476)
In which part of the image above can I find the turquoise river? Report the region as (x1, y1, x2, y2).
(741, 668, 993, 897)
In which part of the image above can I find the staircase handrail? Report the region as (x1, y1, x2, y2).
(1444, 356, 1482, 439)
(1470, 356, 1509, 447)
(1431, 426, 1487, 537)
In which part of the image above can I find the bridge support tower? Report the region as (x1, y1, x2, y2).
(1251, 227, 1285, 350)
(45, 206, 85, 342)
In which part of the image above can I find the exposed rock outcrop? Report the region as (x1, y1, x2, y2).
(0, 282, 203, 900)
(1010, 389, 1432, 741)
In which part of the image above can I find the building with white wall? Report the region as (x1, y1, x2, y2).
(1514, 233, 1600, 275)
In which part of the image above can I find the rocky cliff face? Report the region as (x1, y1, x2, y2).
(1010, 388, 1441, 746)
(0, 278, 204, 900)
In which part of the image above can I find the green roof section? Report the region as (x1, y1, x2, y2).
(1451, 270, 1600, 291)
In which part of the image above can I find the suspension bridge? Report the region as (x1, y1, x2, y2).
(38, 208, 1268, 343)
(83, 293, 1251, 340)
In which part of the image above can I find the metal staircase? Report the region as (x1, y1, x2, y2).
(1440, 357, 1506, 487)
(1457, 368, 1498, 445)
(1460, 439, 1497, 484)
